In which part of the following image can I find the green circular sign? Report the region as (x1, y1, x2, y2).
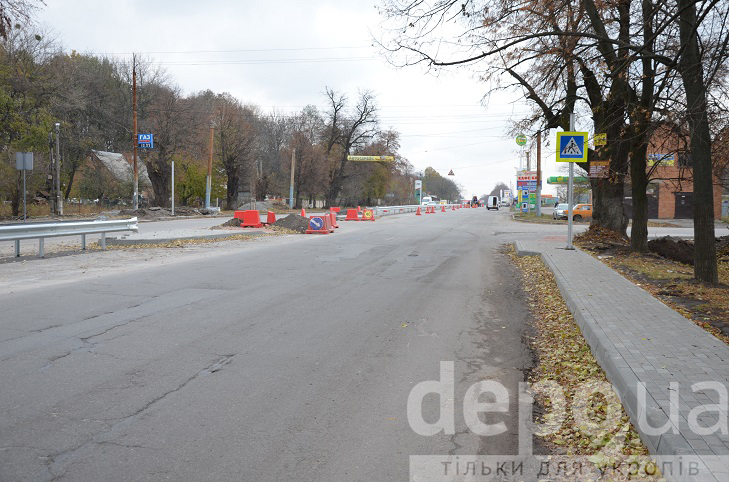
(515, 134, 527, 146)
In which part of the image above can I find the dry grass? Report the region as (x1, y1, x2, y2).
(512, 212, 566, 224)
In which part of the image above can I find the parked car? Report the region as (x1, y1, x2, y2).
(553, 203, 569, 220)
(572, 203, 593, 221)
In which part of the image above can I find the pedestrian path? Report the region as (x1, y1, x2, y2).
(516, 240, 729, 481)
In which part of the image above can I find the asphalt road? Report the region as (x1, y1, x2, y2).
(2, 210, 572, 481)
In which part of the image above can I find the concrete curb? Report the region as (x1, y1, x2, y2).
(514, 240, 725, 481)
(106, 231, 267, 246)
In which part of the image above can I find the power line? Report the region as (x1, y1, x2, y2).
(94, 46, 374, 56)
(157, 57, 379, 66)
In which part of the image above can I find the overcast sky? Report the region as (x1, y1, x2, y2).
(36, 0, 569, 198)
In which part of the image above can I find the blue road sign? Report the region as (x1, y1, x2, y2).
(556, 132, 588, 162)
(309, 217, 324, 231)
(138, 133, 154, 148)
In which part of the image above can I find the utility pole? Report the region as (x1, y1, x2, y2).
(132, 55, 139, 210)
(206, 121, 213, 209)
(55, 122, 63, 215)
(289, 148, 296, 209)
(171, 160, 175, 216)
(536, 130, 542, 217)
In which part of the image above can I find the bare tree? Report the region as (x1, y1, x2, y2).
(0, 0, 44, 40)
(214, 93, 258, 209)
(321, 87, 379, 206)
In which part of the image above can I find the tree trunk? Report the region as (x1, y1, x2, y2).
(149, 167, 170, 207)
(65, 168, 76, 200)
(325, 156, 348, 208)
(226, 172, 238, 210)
(12, 171, 21, 217)
(678, 0, 718, 284)
(630, 145, 649, 252)
(591, 176, 628, 235)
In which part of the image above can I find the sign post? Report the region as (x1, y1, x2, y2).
(555, 116, 588, 250)
(15, 152, 33, 222)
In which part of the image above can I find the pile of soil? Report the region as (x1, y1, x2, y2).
(119, 206, 217, 219)
(236, 200, 291, 214)
(647, 236, 695, 265)
(220, 218, 242, 227)
(647, 235, 729, 265)
(573, 225, 630, 255)
(271, 214, 309, 234)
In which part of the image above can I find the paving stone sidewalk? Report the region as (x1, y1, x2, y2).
(515, 240, 729, 482)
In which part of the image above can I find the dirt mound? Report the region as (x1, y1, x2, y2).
(271, 214, 309, 234)
(220, 218, 242, 227)
(648, 236, 694, 265)
(574, 225, 629, 244)
(236, 200, 291, 214)
(717, 236, 729, 262)
(118, 206, 217, 219)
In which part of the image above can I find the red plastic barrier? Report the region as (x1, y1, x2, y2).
(233, 210, 246, 220)
(240, 210, 263, 228)
(306, 215, 331, 234)
(330, 206, 341, 212)
(345, 209, 360, 221)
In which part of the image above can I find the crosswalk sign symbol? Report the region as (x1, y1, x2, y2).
(556, 132, 588, 162)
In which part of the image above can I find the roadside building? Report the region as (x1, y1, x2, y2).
(630, 126, 723, 220)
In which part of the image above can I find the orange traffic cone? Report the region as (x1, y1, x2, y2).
(330, 212, 339, 228)
(452, 205, 456, 211)
(300, 208, 306, 217)
(441, 205, 446, 212)
(416, 206, 422, 216)
(266, 211, 276, 224)
(357, 205, 362, 213)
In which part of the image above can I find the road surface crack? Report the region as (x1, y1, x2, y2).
(45, 355, 235, 479)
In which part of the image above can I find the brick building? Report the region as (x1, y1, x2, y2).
(626, 126, 723, 220)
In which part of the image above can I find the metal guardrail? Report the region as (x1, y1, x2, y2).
(372, 204, 464, 216)
(0, 218, 138, 258)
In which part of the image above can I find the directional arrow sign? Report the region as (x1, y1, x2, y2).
(556, 132, 588, 162)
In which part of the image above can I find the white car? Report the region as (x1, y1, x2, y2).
(553, 203, 569, 220)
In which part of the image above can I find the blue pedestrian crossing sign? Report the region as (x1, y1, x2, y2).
(556, 131, 588, 162)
